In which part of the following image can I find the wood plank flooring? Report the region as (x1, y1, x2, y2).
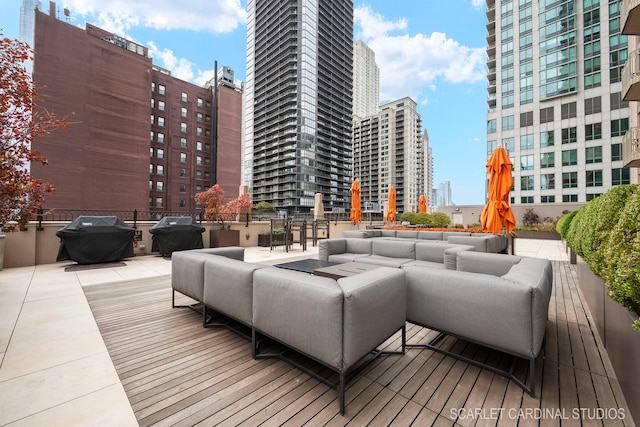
(82, 261, 635, 426)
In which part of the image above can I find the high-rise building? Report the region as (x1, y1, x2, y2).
(18, 0, 42, 74)
(244, 0, 354, 214)
(437, 181, 452, 207)
(353, 97, 424, 214)
(30, 6, 241, 212)
(424, 131, 435, 212)
(353, 39, 380, 118)
(621, 0, 640, 184)
(486, 0, 630, 205)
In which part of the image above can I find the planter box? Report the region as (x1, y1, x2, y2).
(210, 229, 240, 248)
(576, 256, 640, 423)
(257, 233, 291, 247)
(513, 230, 561, 240)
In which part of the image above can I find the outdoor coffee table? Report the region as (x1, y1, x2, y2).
(274, 259, 341, 274)
(313, 261, 382, 279)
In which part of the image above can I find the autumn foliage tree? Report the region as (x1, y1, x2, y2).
(194, 184, 254, 229)
(1, 35, 66, 232)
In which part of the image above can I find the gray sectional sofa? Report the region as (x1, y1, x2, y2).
(342, 229, 508, 253)
(171, 243, 553, 413)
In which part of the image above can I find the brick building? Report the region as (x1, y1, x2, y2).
(30, 5, 242, 213)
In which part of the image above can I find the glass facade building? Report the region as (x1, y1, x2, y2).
(486, 0, 630, 205)
(244, 0, 354, 214)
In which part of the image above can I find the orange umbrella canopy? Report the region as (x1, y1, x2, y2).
(418, 194, 427, 213)
(481, 147, 516, 233)
(350, 180, 362, 223)
(386, 186, 396, 222)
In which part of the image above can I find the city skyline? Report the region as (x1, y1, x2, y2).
(1, 0, 489, 205)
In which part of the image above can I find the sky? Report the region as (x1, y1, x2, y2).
(1, 0, 489, 205)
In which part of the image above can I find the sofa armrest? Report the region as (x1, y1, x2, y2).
(319, 238, 347, 261)
(338, 268, 406, 368)
(456, 251, 522, 276)
(443, 245, 475, 270)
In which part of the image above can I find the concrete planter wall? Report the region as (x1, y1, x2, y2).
(209, 229, 240, 248)
(576, 255, 640, 423)
(514, 230, 561, 240)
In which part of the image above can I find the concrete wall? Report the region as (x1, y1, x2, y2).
(436, 203, 585, 227)
(1, 220, 371, 269)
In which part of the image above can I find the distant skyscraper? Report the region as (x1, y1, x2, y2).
(353, 39, 380, 118)
(437, 181, 452, 207)
(244, 0, 354, 214)
(19, 0, 42, 74)
(353, 97, 424, 214)
(424, 131, 435, 211)
(486, 0, 630, 205)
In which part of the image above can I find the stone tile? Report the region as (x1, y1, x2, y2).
(0, 352, 121, 425)
(0, 330, 107, 381)
(6, 383, 138, 427)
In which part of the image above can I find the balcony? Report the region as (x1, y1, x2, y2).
(622, 0, 640, 35)
(622, 48, 640, 101)
(623, 126, 640, 167)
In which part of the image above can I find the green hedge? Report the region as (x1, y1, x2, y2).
(565, 184, 640, 330)
(555, 210, 577, 238)
(399, 212, 451, 227)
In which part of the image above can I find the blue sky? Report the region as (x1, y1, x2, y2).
(1, 0, 489, 205)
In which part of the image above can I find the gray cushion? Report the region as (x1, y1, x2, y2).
(401, 260, 446, 269)
(203, 256, 266, 325)
(345, 238, 373, 255)
(328, 253, 370, 263)
(415, 241, 450, 263)
(371, 239, 415, 259)
(457, 251, 522, 276)
(417, 231, 443, 240)
(357, 255, 413, 267)
(319, 239, 346, 260)
(380, 230, 397, 237)
(396, 230, 418, 239)
(342, 230, 368, 238)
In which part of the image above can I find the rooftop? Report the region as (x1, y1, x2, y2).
(0, 240, 634, 426)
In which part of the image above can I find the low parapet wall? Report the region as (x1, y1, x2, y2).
(1, 220, 377, 268)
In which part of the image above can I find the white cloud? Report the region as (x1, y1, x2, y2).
(61, 0, 246, 33)
(354, 5, 485, 103)
(470, 0, 485, 10)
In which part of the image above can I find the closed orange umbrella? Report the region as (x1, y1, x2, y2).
(418, 194, 427, 213)
(481, 147, 516, 233)
(386, 186, 396, 222)
(350, 180, 361, 223)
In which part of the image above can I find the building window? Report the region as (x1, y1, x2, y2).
(157, 117, 165, 127)
(149, 180, 153, 190)
(562, 172, 578, 188)
(152, 82, 155, 92)
(502, 115, 514, 131)
(156, 165, 164, 175)
(179, 183, 186, 193)
(521, 175, 534, 190)
(181, 92, 188, 102)
(520, 154, 534, 170)
(584, 96, 601, 115)
(149, 164, 153, 174)
(196, 141, 203, 151)
(197, 112, 204, 122)
(520, 196, 534, 204)
(562, 127, 577, 144)
(611, 143, 622, 161)
(180, 153, 187, 163)
(156, 181, 163, 191)
(561, 102, 577, 119)
(487, 140, 497, 155)
(611, 118, 629, 137)
(205, 129, 211, 137)
(520, 111, 533, 127)
(180, 137, 187, 148)
(520, 134, 534, 150)
(584, 72, 601, 89)
(149, 147, 153, 157)
(585, 123, 602, 140)
(541, 173, 555, 190)
(540, 130, 554, 147)
(585, 170, 603, 187)
(197, 98, 204, 108)
(196, 156, 203, 165)
(181, 107, 187, 118)
(179, 199, 186, 208)
(179, 168, 187, 177)
(157, 148, 164, 159)
(585, 146, 602, 164)
(562, 149, 578, 166)
(539, 106, 553, 123)
(487, 119, 497, 134)
(610, 66, 623, 83)
(540, 152, 554, 168)
(156, 197, 163, 208)
(157, 133, 164, 143)
(158, 85, 166, 95)
(158, 100, 165, 111)
(197, 127, 204, 136)
(196, 170, 203, 179)
(502, 137, 515, 152)
(541, 195, 555, 203)
(151, 98, 155, 109)
(610, 92, 628, 110)
(563, 194, 578, 202)
(150, 114, 154, 125)
(150, 131, 154, 141)
(612, 167, 630, 185)
(586, 193, 602, 201)
(181, 122, 187, 133)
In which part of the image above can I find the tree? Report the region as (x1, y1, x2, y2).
(1, 35, 66, 232)
(194, 184, 253, 229)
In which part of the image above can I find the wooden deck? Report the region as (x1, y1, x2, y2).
(82, 261, 635, 426)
